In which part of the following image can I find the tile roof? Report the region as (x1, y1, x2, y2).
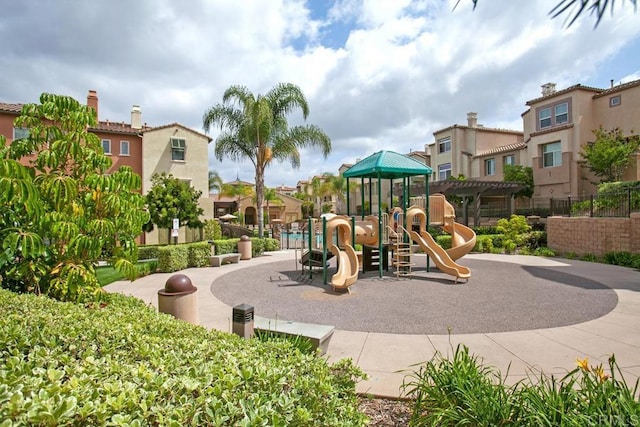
(433, 124, 523, 135)
(475, 142, 527, 158)
(146, 122, 212, 141)
(592, 78, 640, 98)
(526, 83, 603, 105)
(90, 121, 141, 135)
(0, 102, 23, 113)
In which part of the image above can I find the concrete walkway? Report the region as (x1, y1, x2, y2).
(105, 251, 640, 398)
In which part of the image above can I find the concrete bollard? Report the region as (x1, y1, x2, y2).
(158, 274, 199, 325)
(238, 235, 252, 260)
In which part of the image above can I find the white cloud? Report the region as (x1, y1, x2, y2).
(1, 0, 639, 189)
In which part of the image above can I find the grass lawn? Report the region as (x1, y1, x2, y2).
(96, 265, 127, 286)
(96, 261, 157, 286)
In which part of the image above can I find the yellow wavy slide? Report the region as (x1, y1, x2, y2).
(409, 230, 470, 283)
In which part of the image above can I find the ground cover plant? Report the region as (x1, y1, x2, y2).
(402, 344, 639, 426)
(0, 289, 367, 426)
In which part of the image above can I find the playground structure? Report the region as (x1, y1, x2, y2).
(297, 151, 476, 289)
(298, 193, 476, 288)
(394, 194, 476, 282)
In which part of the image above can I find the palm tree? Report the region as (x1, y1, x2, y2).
(203, 83, 331, 237)
(252, 187, 282, 225)
(220, 182, 254, 223)
(208, 170, 223, 193)
(325, 173, 347, 213)
(461, 0, 635, 27)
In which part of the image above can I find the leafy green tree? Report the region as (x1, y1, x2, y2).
(146, 173, 204, 241)
(208, 170, 223, 193)
(460, 0, 637, 27)
(203, 82, 331, 237)
(579, 127, 640, 183)
(504, 164, 534, 198)
(0, 93, 149, 301)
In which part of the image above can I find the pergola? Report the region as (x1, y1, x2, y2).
(343, 150, 433, 277)
(428, 180, 526, 226)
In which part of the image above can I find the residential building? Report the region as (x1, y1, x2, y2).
(522, 80, 640, 198)
(1, 90, 212, 245)
(430, 112, 525, 183)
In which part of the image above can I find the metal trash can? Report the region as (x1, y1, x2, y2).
(238, 235, 252, 260)
(158, 274, 198, 325)
(232, 303, 254, 338)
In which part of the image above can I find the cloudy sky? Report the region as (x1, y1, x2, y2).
(1, 0, 639, 189)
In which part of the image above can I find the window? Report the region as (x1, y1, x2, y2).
(171, 137, 186, 161)
(485, 158, 496, 176)
(536, 98, 572, 130)
(438, 163, 451, 181)
(504, 154, 515, 167)
(13, 127, 29, 140)
(438, 137, 451, 153)
(554, 102, 568, 124)
(102, 139, 111, 154)
(610, 95, 621, 107)
(542, 141, 562, 167)
(120, 140, 130, 156)
(539, 108, 551, 128)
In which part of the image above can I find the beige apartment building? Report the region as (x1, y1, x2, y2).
(523, 80, 640, 198)
(430, 112, 525, 183)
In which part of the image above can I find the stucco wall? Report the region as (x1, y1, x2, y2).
(547, 213, 640, 256)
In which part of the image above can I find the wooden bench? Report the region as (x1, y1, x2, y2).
(254, 318, 335, 355)
(209, 253, 241, 267)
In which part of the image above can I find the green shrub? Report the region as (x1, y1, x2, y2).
(0, 289, 367, 426)
(213, 238, 237, 255)
(534, 247, 555, 257)
(436, 235, 452, 250)
(203, 219, 222, 241)
(137, 245, 160, 260)
(157, 245, 188, 272)
(496, 215, 531, 239)
(187, 241, 211, 267)
(475, 235, 494, 253)
(581, 253, 599, 262)
(474, 225, 499, 235)
(403, 344, 640, 426)
(254, 329, 315, 355)
(603, 251, 637, 268)
(263, 238, 280, 252)
(250, 237, 265, 257)
(504, 240, 517, 254)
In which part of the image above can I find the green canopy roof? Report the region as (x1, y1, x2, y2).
(343, 150, 433, 179)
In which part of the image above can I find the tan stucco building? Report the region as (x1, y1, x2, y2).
(523, 80, 640, 198)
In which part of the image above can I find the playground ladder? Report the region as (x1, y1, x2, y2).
(392, 225, 413, 279)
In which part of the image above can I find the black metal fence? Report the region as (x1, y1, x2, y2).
(480, 186, 640, 219)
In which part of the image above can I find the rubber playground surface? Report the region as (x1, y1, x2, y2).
(209, 254, 618, 335)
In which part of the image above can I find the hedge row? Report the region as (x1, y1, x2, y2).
(213, 237, 280, 257)
(157, 242, 210, 273)
(0, 289, 367, 426)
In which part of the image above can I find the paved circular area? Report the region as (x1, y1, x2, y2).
(209, 255, 618, 334)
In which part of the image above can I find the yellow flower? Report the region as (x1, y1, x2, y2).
(593, 365, 609, 382)
(576, 357, 590, 372)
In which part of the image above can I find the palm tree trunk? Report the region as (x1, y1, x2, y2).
(256, 169, 264, 238)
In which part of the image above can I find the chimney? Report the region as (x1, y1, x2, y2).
(424, 144, 431, 156)
(131, 105, 142, 129)
(87, 90, 98, 119)
(467, 112, 478, 128)
(610, 79, 614, 88)
(541, 83, 557, 97)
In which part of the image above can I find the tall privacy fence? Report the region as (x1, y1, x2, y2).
(482, 186, 640, 219)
